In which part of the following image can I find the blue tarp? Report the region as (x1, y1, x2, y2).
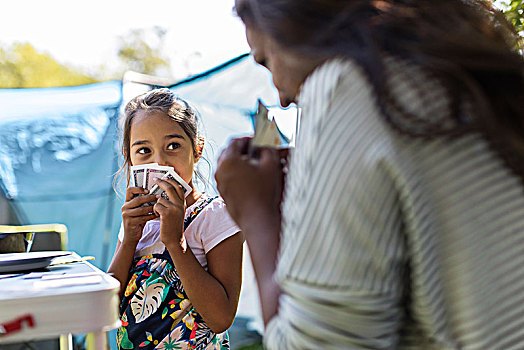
(0, 81, 123, 268)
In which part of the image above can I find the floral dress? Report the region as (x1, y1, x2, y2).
(117, 196, 230, 350)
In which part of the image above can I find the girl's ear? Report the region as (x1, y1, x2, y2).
(194, 137, 205, 162)
(123, 148, 132, 170)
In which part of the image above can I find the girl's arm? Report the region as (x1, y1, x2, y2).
(107, 187, 158, 298)
(165, 231, 243, 333)
(107, 240, 138, 298)
(153, 179, 244, 333)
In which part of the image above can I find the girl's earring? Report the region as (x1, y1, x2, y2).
(195, 137, 205, 161)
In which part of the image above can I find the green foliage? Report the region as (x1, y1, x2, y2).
(498, 0, 524, 33)
(0, 42, 98, 88)
(116, 26, 170, 76)
(0, 26, 171, 88)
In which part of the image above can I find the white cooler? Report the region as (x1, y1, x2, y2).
(0, 252, 120, 349)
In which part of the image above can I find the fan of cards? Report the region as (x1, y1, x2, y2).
(251, 99, 290, 149)
(130, 163, 192, 199)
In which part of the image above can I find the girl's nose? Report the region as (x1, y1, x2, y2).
(154, 155, 168, 166)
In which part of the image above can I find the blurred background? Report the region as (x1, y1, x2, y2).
(0, 0, 521, 349)
(0, 0, 252, 85)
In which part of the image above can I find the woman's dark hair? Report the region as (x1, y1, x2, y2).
(115, 88, 208, 191)
(235, 0, 524, 179)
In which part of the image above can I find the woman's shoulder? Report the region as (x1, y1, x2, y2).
(298, 58, 375, 122)
(298, 58, 363, 103)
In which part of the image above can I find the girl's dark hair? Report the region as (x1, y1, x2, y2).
(235, 0, 524, 179)
(116, 88, 207, 190)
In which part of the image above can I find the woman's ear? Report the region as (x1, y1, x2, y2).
(194, 137, 205, 162)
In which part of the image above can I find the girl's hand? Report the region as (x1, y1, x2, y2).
(152, 178, 186, 247)
(215, 137, 284, 232)
(121, 187, 158, 245)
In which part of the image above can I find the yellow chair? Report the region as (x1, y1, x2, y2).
(0, 223, 68, 252)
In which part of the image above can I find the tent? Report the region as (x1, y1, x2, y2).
(0, 80, 123, 268)
(0, 54, 291, 267)
(0, 53, 296, 336)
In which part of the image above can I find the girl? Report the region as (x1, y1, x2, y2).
(108, 88, 243, 350)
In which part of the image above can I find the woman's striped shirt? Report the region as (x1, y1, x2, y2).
(264, 58, 524, 349)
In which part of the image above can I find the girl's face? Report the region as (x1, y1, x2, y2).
(129, 110, 198, 186)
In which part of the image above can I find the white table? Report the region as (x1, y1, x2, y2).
(0, 252, 120, 349)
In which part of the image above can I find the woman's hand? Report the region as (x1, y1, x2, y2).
(121, 187, 158, 245)
(215, 137, 286, 325)
(215, 137, 285, 233)
(151, 178, 186, 248)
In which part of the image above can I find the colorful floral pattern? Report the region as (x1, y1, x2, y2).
(117, 196, 229, 350)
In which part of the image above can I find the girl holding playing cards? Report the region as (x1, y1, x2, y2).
(108, 88, 243, 350)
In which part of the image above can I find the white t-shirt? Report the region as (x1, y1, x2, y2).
(118, 194, 240, 270)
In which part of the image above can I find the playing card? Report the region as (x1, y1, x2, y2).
(253, 99, 269, 137)
(130, 163, 155, 188)
(264, 117, 282, 147)
(252, 99, 284, 148)
(144, 165, 171, 191)
(149, 168, 193, 199)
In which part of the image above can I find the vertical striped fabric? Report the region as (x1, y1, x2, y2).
(264, 58, 524, 349)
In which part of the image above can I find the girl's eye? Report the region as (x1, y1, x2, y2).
(167, 142, 180, 150)
(137, 147, 150, 155)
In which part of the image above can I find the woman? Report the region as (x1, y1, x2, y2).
(215, 0, 524, 349)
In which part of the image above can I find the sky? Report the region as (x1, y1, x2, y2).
(0, 0, 251, 80)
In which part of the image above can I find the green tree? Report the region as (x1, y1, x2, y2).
(0, 42, 98, 88)
(116, 26, 170, 77)
(497, 0, 524, 33)
(0, 26, 171, 88)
